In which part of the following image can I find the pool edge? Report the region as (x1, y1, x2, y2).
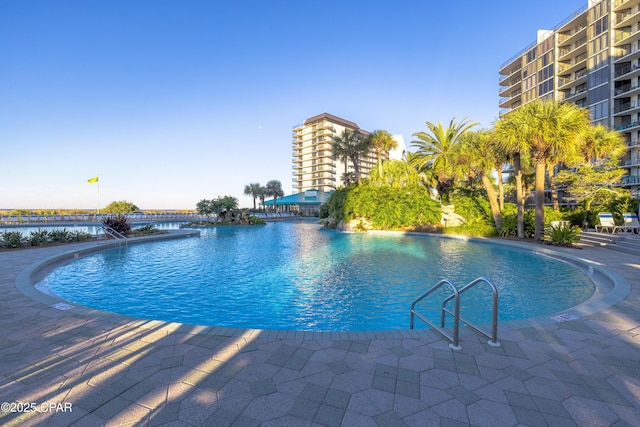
(15, 229, 630, 341)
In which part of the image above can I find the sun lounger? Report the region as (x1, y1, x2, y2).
(595, 212, 621, 233)
(621, 212, 640, 234)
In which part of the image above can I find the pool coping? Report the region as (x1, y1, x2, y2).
(14, 228, 631, 342)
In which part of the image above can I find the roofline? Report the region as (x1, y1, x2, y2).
(303, 113, 360, 130)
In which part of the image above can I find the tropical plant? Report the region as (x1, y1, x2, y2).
(265, 180, 284, 212)
(367, 130, 398, 176)
(367, 159, 430, 190)
(196, 196, 239, 219)
(547, 223, 581, 247)
(102, 200, 140, 214)
(495, 100, 592, 240)
(1, 231, 24, 248)
(410, 118, 479, 198)
(455, 130, 502, 231)
(332, 129, 371, 185)
(28, 229, 50, 246)
(69, 230, 92, 241)
(327, 183, 441, 230)
(49, 228, 71, 242)
(102, 214, 132, 235)
(243, 183, 263, 211)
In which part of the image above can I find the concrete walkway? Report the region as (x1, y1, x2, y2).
(0, 235, 638, 426)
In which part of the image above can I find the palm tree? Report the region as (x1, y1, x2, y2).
(367, 130, 398, 176)
(332, 129, 370, 185)
(368, 159, 429, 189)
(496, 100, 591, 240)
(410, 118, 478, 197)
(265, 180, 284, 213)
(579, 124, 626, 166)
(243, 183, 262, 211)
(257, 186, 268, 212)
(457, 130, 502, 231)
(495, 118, 530, 239)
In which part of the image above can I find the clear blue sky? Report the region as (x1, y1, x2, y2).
(0, 0, 586, 210)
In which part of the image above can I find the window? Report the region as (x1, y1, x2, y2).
(589, 100, 609, 121)
(527, 49, 536, 63)
(589, 83, 609, 104)
(538, 79, 554, 96)
(538, 65, 554, 81)
(589, 66, 610, 87)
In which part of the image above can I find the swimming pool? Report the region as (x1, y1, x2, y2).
(43, 221, 596, 332)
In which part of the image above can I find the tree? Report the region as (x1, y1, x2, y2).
(244, 183, 262, 211)
(456, 131, 502, 232)
(495, 100, 591, 240)
(265, 180, 284, 212)
(332, 129, 371, 185)
(579, 124, 626, 167)
(257, 186, 268, 212)
(102, 200, 139, 214)
(367, 130, 398, 176)
(367, 159, 430, 190)
(410, 118, 478, 197)
(196, 196, 238, 220)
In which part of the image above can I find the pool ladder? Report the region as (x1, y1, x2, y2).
(410, 277, 500, 351)
(98, 225, 128, 247)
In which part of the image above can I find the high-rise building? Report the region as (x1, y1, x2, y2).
(291, 113, 383, 193)
(499, 0, 639, 198)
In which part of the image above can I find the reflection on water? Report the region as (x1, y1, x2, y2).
(45, 221, 595, 332)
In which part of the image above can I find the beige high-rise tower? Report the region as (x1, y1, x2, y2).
(291, 113, 379, 193)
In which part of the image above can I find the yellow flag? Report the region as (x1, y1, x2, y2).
(87, 176, 99, 184)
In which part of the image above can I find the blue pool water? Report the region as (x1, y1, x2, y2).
(44, 221, 595, 332)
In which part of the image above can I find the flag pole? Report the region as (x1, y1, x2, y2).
(96, 174, 100, 219)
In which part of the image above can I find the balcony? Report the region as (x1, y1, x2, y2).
(557, 25, 587, 47)
(615, 81, 640, 96)
(616, 120, 640, 131)
(615, 61, 640, 78)
(615, 100, 640, 114)
(614, 24, 640, 47)
(615, 6, 640, 29)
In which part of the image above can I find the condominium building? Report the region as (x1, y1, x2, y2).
(291, 113, 380, 193)
(499, 0, 639, 198)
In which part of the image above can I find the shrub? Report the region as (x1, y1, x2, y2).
(28, 229, 50, 246)
(49, 228, 71, 242)
(69, 230, 92, 241)
(449, 190, 493, 226)
(102, 214, 131, 236)
(248, 216, 266, 225)
(1, 231, 24, 248)
(442, 223, 498, 237)
(547, 224, 581, 247)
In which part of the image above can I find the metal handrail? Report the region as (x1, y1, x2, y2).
(99, 225, 128, 246)
(410, 277, 500, 350)
(410, 279, 461, 350)
(441, 278, 500, 348)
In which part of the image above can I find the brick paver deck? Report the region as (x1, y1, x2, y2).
(0, 232, 638, 426)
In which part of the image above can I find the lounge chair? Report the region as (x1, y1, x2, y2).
(595, 212, 621, 233)
(621, 212, 640, 234)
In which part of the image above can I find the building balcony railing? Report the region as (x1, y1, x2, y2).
(617, 120, 640, 130)
(615, 100, 640, 113)
(615, 81, 640, 95)
(615, 62, 640, 77)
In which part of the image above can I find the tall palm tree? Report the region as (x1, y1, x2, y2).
(257, 186, 268, 212)
(410, 118, 478, 197)
(457, 130, 502, 231)
(496, 100, 591, 240)
(495, 118, 530, 239)
(368, 159, 429, 189)
(367, 130, 398, 176)
(332, 129, 370, 185)
(243, 183, 262, 211)
(579, 124, 626, 166)
(265, 180, 284, 213)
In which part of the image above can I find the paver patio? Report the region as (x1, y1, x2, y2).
(0, 233, 638, 426)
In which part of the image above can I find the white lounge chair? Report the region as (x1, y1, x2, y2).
(595, 212, 621, 233)
(621, 212, 640, 234)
